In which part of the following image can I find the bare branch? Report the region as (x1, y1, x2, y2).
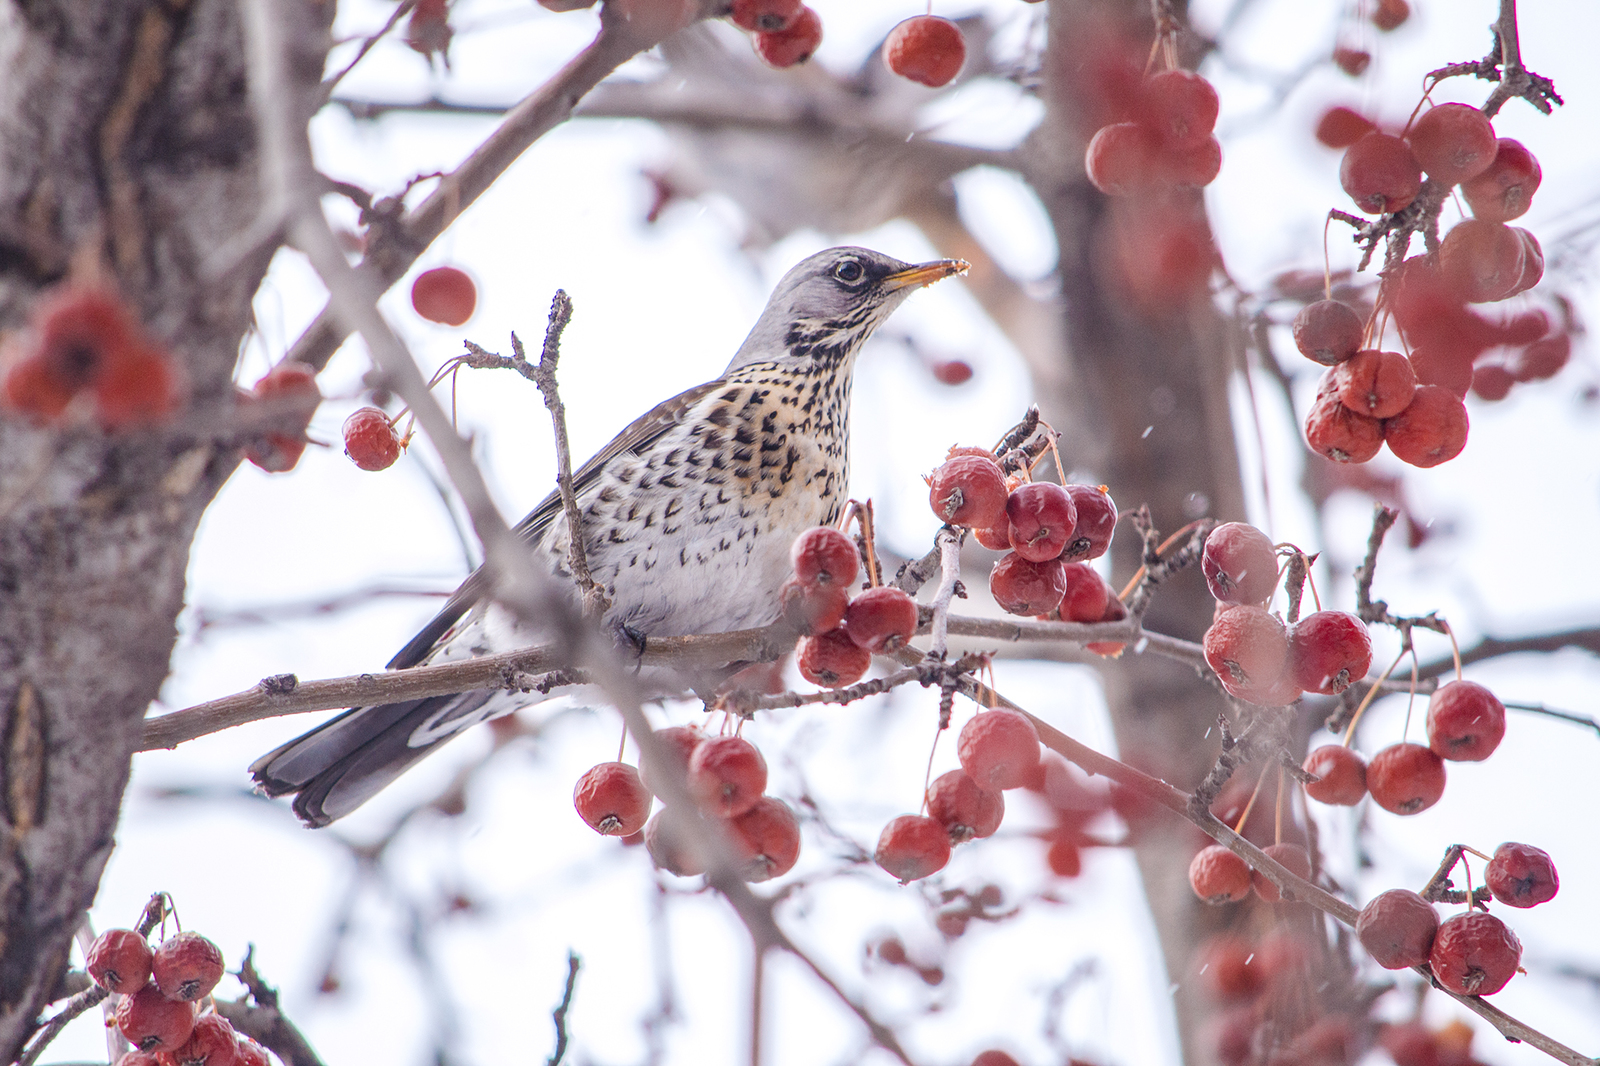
(545, 951, 581, 1066)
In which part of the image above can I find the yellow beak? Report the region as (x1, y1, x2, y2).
(882, 258, 970, 292)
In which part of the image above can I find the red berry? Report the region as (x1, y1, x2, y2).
(1333, 46, 1370, 76)
(1057, 563, 1113, 623)
(1340, 132, 1422, 214)
(243, 362, 321, 474)
(1357, 889, 1439, 969)
(971, 1052, 1021, 1066)
(410, 266, 476, 326)
(115, 1053, 167, 1066)
(1085, 122, 1159, 196)
(687, 735, 767, 817)
(1305, 384, 1384, 463)
(1408, 343, 1475, 399)
(1204, 606, 1289, 703)
(1288, 610, 1372, 695)
(1087, 594, 1129, 658)
(1440, 219, 1525, 303)
(170, 1012, 240, 1066)
(1195, 936, 1264, 1000)
(116, 983, 198, 1051)
(1252, 842, 1311, 903)
(882, 16, 966, 88)
(1429, 911, 1521, 996)
(93, 346, 181, 430)
(1315, 105, 1376, 149)
(973, 521, 1011, 551)
(152, 932, 225, 1003)
(235, 1037, 271, 1066)
(797, 626, 872, 687)
(1461, 138, 1541, 222)
(1334, 349, 1416, 419)
(928, 454, 1008, 528)
(1425, 679, 1505, 761)
(1485, 842, 1558, 908)
(729, 796, 801, 881)
(574, 761, 652, 836)
(842, 586, 918, 653)
(779, 576, 849, 635)
(925, 770, 1004, 843)
(644, 807, 707, 877)
(753, 5, 820, 67)
(1059, 484, 1117, 561)
(1202, 522, 1278, 605)
(789, 526, 858, 587)
(1292, 300, 1365, 365)
(874, 814, 951, 883)
(342, 406, 402, 471)
(1366, 742, 1446, 814)
(957, 709, 1040, 791)
(406, 0, 452, 60)
(931, 359, 973, 385)
(1159, 135, 1223, 188)
(86, 928, 154, 994)
(1372, 0, 1410, 31)
(988, 552, 1067, 616)
(1188, 844, 1251, 903)
(1512, 333, 1570, 382)
(1510, 226, 1544, 295)
(1302, 745, 1367, 805)
(1006, 481, 1077, 562)
(1383, 385, 1468, 468)
(1144, 69, 1219, 148)
(1044, 831, 1082, 877)
(728, 0, 800, 32)
(1407, 103, 1497, 186)
(640, 725, 705, 798)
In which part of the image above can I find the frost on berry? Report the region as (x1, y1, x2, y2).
(928, 454, 1009, 528)
(1485, 842, 1558, 908)
(1302, 745, 1367, 806)
(235, 1035, 272, 1066)
(1291, 299, 1364, 366)
(789, 526, 859, 587)
(797, 626, 872, 687)
(1202, 605, 1289, 702)
(988, 552, 1067, 617)
(639, 725, 704, 798)
(152, 931, 224, 1003)
(116, 983, 197, 1051)
(1429, 911, 1521, 996)
(1461, 138, 1541, 222)
(1288, 610, 1372, 695)
(1252, 842, 1311, 903)
(729, 796, 801, 882)
(779, 576, 849, 635)
(956, 708, 1040, 791)
(1201, 522, 1278, 605)
(1384, 385, 1468, 469)
(842, 586, 919, 653)
(1407, 103, 1497, 186)
(874, 814, 952, 883)
(1060, 484, 1117, 561)
(754, 5, 821, 67)
(1334, 349, 1416, 419)
(925, 770, 1004, 844)
(86, 928, 154, 994)
(342, 406, 403, 471)
(1366, 742, 1446, 815)
(882, 15, 966, 88)
(1425, 679, 1505, 762)
(1188, 844, 1251, 904)
(573, 761, 652, 836)
(686, 735, 767, 817)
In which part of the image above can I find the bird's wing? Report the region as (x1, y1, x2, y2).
(386, 378, 727, 670)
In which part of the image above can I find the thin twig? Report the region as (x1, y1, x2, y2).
(925, 527, 965, 659)
(545, 951, 581, 1066)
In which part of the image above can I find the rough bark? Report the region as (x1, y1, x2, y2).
(0, 0, 328, 1056)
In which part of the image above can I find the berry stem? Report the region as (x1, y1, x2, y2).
(1463, 844, 1493, 862)
(1321, 214, 1335, 302)
(1442, 619, 1463, 681)
(1341, 645, 1408, 747)
(1273, 767, 1284, 847)
(617, 720, 628, 763)
(1400, 645, 1420, 740)
(1232, 764, 1269, 836)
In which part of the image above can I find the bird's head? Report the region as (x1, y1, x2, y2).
(727, 247, 968, 374)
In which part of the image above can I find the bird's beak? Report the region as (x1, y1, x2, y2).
(881, 258, 970, 292)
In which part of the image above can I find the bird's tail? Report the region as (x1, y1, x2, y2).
(249, 688, 506, 827)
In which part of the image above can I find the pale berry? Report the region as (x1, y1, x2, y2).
(1430, 911, 1521, 996)
(411, 266, 476, 326)
(931, 359, 973, 385)
(1202, 522, 1278, 605)
(86, 928, 153, 994)
(1485, 842, 1558, 908)
(927, 454, 1008, 528)
(1087, 594, 1129, 658)
(116, 984, 197, 1052)
(729, 796, 801, 881)
(1426, 679, 1505, 761)
(1510, 227, 1544, 295)
(687, 735, 767, 817)
(1292, 299, 1364, 365)
(988, 552, 1067, 617)
(644, 807, 707, 877)
(236, 1036, 272, 1066)
(1288, 610, 1372, 694)
(1408, 344, 1475, 399)
(754, 5, 820, 67)
(1384, 385, 1468, 468)
(1366, 742, 1446, 815)
(639, 725, 703, 798)
(1160, 135, 1223, 188)
(573, 762, 652, 836)
(152, 931, 224, 1002)
(925, 770, 1004, 843)
(875, 814, 951, 883)
(1085, 122, 1159, 196)
(1461, 138, 1541, 222)
(1512, 334, 1570, 382)
(789, 526, 858, 588)
(1060, 484, 1117, 560)
(1340, 132, 1421, 214)
(1188, 844, 1251, 903)
(1408, 103, 1497, 186)
(1302, 745, 1367, 806)
(957, 708, 1040, 791)
(779, 576, 849, 635)
(1252, 842, 1311, 903)
(797, 626, 872, 687)
(882, 15, 966, 88)
(342, 407, 402, 471)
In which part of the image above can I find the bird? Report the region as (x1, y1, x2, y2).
(250, 246, 968, 827)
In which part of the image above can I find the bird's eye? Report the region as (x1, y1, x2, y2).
(832, 259, 865, 284)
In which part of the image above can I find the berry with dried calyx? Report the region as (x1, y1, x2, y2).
(116, 983, 197, 1052)
(1302, 745, 1367, 805)
(574, 762, 652, 836)
(1085, 122, 1159, 196)
(644, 807, 707, 877)
(883, 15, 966, 88)
(790, 526, 859, 588)
(1188, 844, 1251, 903)
(957, 708, 1040, 791)
(170, 1012, 240, 1066)
(1006, 481, 1078, 562)
(1306, 385, 1384, 463)
(1407, 103, 1497, 186)
(1334, 349, 1416, 419)
(687, 735, 767, 818)
(928, 453, 1008, 528)
(1252, 843, 1311, 903)
(779, 576, 849, 635)
(1357, 889, 1439, 968)
(1440, 219, 1525, 303)
(1485, 842, 1558, 908)
(729, 0, 800, 32)
(1202, 522, 1278, 605)
(842, 586, 918, 653)
(1384, 385, 1468, 468)
(729, 796, 801, 881)
(1426, 679, 1505, 761)
(1288, 610, 1372, 695)
(1292, 299, 1364, 365)
(1060, 484, 1117, 560)
(875, 814, 952, 883)
(754, 4, 821, 67)
(1144, 69, 1219, 149)
(152, 931, 224, 1003)
(1430, 911, 1521, 996)
(797, 626, 872, 687)
(342, 407, 403, 471)
(86, 928, 153, 994)
(1316, 105, 1376, 149)
(639, 725, 704, 798)
(1366, 742, 1446, 814)
(410, 266, 476, 326)
(988, 552, 1067, 617)
(1461, 138, 1541, 222)
(1203, 605, 1289, 702)
(926, 770, 1004, 843)
(1340, 132, 1422, 214)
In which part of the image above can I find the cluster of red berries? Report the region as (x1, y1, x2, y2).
(239, 362, 321, 474)
(1084, 69, 1222, 198)
(85, 927, 273, 1065)
(882, 15, 967, 88)
(724, 0, 823, 68)
(1199, 522, 1374, 707)
(780, 526, 920, 688)
(925, 447, 1122, 635)
(1, 284, 181, 430)
(1356, 841, 1556, 995)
